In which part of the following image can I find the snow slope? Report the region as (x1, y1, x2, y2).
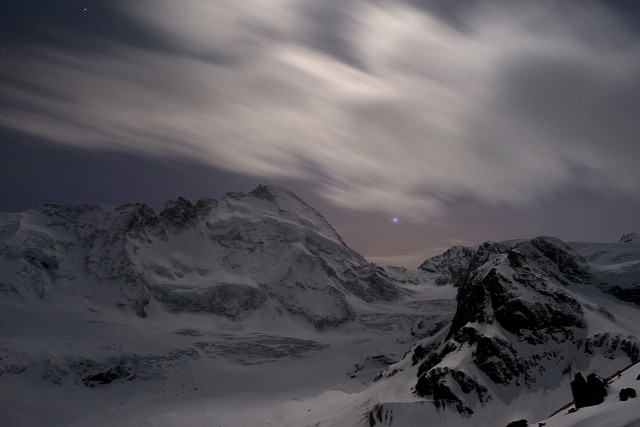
(570, 236, 640, 308)
(536, 362, 640, 427)
(0, 185, 441, 426)
(310, 237, 640, 427)
(1, 187, 639, 426)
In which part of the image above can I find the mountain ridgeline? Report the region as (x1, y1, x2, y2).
(0, 185, 399, 328)
(408, 237, 638, 416)
(1, 185, 639, 426)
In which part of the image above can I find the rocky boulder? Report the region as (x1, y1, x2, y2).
(619, 388, 636, 401)
(570, 372, 607, 408)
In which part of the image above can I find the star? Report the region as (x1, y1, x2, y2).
(393, 217, 398, 223)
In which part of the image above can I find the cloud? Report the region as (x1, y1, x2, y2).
(1, 0, 639, 221)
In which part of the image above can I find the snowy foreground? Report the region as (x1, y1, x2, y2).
(539, 362, 640, 427)
(1, 186, 639, 426)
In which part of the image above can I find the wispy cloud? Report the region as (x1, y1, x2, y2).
(2, 0, 639, 221)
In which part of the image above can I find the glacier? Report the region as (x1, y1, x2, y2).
(1, 185, 639, 426)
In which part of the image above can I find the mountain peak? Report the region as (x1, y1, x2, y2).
(620, 233, 640, 243)
(218, 185, 345, 245)
(248, 184, 293, 200)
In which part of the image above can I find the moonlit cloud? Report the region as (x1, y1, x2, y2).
(1, 0, 639, 223)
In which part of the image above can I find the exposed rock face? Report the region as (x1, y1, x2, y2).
(0, 203, 165, 315)
(620, 233, 640, 243)
(83, 365, 134, 387)
(584, 333, 640, 362)
(412, 237, 599, 413)
(619, 387, 637, 401)
(419, 245, 477, 287)
(608, 285, 640, 306)
(414, 366, 489, 415)
(571, 372, 607, 408)
(159, 197, 199, 229)
(0, 185, 400, 328)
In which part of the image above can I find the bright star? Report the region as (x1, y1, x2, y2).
(393, 217, 398, 223)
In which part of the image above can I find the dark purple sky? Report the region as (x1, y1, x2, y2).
(1, 0, 639, 268)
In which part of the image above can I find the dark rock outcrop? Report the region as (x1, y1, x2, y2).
(620, 233, 639, 243)
(608, 284, 640, 306)
(570, 372, 607, 408)
(419, 245, 477, 287)
(412, 237, 594, 414)
(415, 368, 481, 415)
(83, 365, 133, 387)
(583, 333, 640, 362)
(619, 387, 636, 401)
(160, 197, 199, 229)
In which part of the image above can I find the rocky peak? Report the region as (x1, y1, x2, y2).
(445, 237, 590, 344)
(39, 203, 99, 221)
(521, 237, 592, 285)
(419, 245, 475, 286)
(195, 197, 217, 215)
(219, 185, 345, 245)
(419, 241, 515, 287)
(156, 196, 217, 230)
(620, 233, 640, 243)
(447, 259, 586, 345)
(118, 203, 159, 232)
(411, 236, 593, 415)
(159, 197, 198, 228)
(248, 184, 278, 202)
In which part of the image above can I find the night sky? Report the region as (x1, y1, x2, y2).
(1, 0, 639, 268)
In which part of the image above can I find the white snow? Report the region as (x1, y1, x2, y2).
(537, 363, 640, 427)
(1, 192, 639, 427)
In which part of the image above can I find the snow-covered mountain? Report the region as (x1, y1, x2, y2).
(537, 361, 640, 426)
(378, 237, 640, 425)
(570, 235, 640, 305)
(0, 185, 399, 327)
(295, 236, 640, 427)
(1, 186, 639, 426)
